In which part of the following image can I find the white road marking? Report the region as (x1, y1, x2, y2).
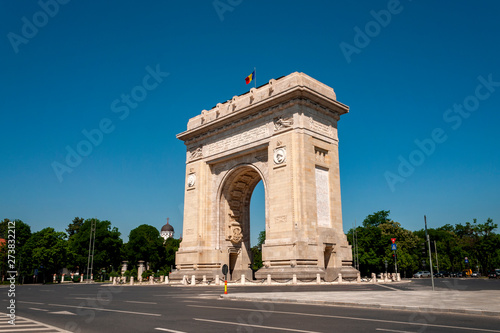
(193, 318, 321, 333)
(18, 301, 44, 305)
(72, 297, 95, 300)
(49, 311, 76, 315)
(124, 301, 158, 304)
(189, 305, 500, 332)
(48, 303, 161, 316)
(0, 312, 71, 332)
(154, 328, 188, 333)
(377, 284, 401, 291)
(376, 329, 416, 333)
(28, 308, 49, 312)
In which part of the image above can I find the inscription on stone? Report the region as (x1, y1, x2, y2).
(315, 167, 331, 227)
(205, 125, 269, 156)
(309, 117, 333, 137)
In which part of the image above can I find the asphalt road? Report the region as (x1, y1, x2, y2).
(1, 278, 499, 333)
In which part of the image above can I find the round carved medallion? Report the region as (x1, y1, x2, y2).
(273, 147, 286, 164)
(187, 173, 196, 187)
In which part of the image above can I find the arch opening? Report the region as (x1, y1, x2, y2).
(219, 165, 265, 280)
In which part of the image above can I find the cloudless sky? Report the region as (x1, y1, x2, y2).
(1, 1, 499, 246)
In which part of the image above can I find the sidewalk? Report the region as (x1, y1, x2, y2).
(221, 288, 500, 317)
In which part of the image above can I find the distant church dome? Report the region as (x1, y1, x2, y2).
(161, 223, 174, 232)
(160, 218, 174, 241)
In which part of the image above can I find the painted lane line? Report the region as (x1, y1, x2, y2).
(124, 301, 158, 304)
(49, 311, 76, 315)
(194, 318, 321, 333)
(48, 303, 161, 316)
(376, 328, 416, 333)
(154, 328, 187, 333)
(377, 284, 401, 291)
(28, 308, 49, 311)
(18, 301, 45, 305)
(72, 297, 96, 300)
(188, 305, 500, 333)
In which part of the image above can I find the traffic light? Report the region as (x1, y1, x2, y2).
(421, 243, 426, 256)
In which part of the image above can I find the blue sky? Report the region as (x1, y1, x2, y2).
(1, 1, 499, 246)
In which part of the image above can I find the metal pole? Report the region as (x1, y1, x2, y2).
(90, 219, 96, 281)
(394, 249, 398, 274)
(254, 67, 256, 88)
(434, 241, 439, 273)
(352, 222, 355, 269)
(86, 220, 92, 283)
(355, 220, 359, 271)
(424, 215, 435, 291)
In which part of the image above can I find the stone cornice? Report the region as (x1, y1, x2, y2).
(177, 72, 349, 144)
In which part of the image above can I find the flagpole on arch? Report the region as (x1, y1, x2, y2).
(254, 67, 256, 88)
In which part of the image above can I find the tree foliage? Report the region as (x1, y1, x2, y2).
(251, 231, 266, 271)
(125, 224, 166, 271)
(23, 227, 68, 278)
(66, 217, 84, 237)
(349, 211, 500, 277)
(67, 218, 123, 274)
(163, 237, 181, 273)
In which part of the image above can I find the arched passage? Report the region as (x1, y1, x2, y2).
(218, 164, 265, 280)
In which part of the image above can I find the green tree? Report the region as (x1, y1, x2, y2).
(163, 237, 181, 273)
(348, 211, 420, 277)
(0, 219, 32, 280)
(23, 227, 68, 280)
(362, 210, 390, 228)
(126, 224, 165, 271)
(66, 217, 84, 237)
(251, 231, 265, 271)
(67, 218, 123, 275)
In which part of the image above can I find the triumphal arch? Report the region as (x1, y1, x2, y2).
(172, 72, 356, 282)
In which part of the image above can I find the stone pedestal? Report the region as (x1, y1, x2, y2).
(121, 261, 128, 276)
(137, 261, 145, 282)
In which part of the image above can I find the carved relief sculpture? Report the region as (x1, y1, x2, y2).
(273, 116, 294, 131)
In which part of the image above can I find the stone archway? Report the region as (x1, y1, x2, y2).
(171, 72, 358, 282)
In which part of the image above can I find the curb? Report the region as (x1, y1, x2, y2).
(219, 295, 500, 317)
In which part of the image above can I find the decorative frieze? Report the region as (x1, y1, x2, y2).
(205, 125, 269, 157)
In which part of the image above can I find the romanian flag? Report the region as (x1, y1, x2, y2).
(245, 70, 255, 85)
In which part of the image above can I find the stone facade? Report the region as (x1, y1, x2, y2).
(171, 72, 357, 282)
